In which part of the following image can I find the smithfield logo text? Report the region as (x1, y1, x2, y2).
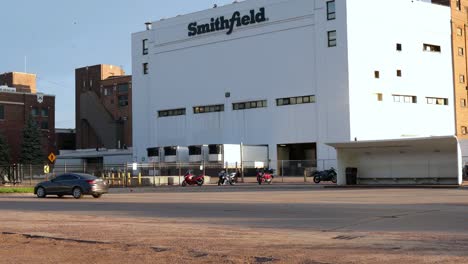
(188, 8, 267, 37)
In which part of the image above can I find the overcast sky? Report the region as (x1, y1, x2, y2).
(0, 0, 232, 128)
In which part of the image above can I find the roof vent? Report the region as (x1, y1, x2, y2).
(145, 22, 152, 30)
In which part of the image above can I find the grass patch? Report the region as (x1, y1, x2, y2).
(0, 187, 34, 194)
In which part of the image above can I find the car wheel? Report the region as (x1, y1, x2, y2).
(92, 194, 102, 199)
(72, 187, 83, 199)
(36, 187, 46, 198)
(57, 194, 64, 198)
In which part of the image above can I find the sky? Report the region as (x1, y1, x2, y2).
(0, 0, 232, 129)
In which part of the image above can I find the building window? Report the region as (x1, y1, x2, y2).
(41, 108, 49, 117)
(457, 0, 461, 11)
(397, 70, 402, 77)
(142, 39, 148, 55)
(41, 121, 49, 130)
(233, 100, 267, 110)
(459, 47, 465, 56)
(457, 27, 463, 36)
(31, 107, 39, 116)
(426, 97, 448, 106)
(277, 95, 316, 106)
(461, 99, 467, 107)
(423, 44, 441, 53)
(462, 126, 467, 135)
(143, 63, 149, 75)
(117, 83, 129, 93)
(376, 93, 383, 102)
(158, 108, 186, 118)
(393, 95, 417, 104)
(0, 105, 4, 120)
(460, 74, 465, 83)
(327, 1, 336, 20)
(396, 43, 402, 51)
(374, 71, 380, 79)
(193, 104, 224, 114)
(327, 31, 337, 47)
(118, 95, 129, 107)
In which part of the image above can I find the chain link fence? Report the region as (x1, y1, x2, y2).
(0, 159, 336, 187)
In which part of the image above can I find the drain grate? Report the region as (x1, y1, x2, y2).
(333, 235, 364, 240)
(255, 256, 279, 263)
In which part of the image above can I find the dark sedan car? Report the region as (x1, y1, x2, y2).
(34, 173, 109, 199)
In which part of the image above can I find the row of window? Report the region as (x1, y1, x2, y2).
(158, 108, 186, 117)
(374, 70, 402, 79)
(327, 1, 337, 47)
(158, 96, 316, 118)
(0, 106, 49, 129)
(194, 104, 224, 114)
(31, 107, 49, 117)
(395, 43, 442, 53)
(375, 94, 449, 105)
(233, 100, 268, 110)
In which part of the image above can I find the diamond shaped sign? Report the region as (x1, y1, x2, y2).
(48, 153, 56, 163)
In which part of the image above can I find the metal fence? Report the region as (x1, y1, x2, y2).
(1, 159, 335, 187)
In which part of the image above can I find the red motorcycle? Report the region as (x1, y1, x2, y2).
(182, 170, 205, 187)
(257, 168, 274, 185)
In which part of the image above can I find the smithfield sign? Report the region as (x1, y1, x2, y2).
(188, 7, 267, 37)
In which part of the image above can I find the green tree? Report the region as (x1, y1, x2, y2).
(0, 132, 10, 166)
(20, 118, 45, 165)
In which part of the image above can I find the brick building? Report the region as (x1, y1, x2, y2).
(0, 74, 55, 163)
(75, 65, 132, 150)
(0, 72, 37, 93)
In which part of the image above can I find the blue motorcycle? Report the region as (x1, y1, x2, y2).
(313, 168, 337, 184)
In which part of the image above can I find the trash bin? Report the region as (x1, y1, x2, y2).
(346, 167, 358, 185)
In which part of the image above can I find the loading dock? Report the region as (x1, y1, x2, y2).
(327, 136, 462, 186)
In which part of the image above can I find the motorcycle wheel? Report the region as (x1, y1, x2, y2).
(230, 180, 236, 185)
(182, 180, 187, 187)
(197, 179, 204, 186)
(313, 176, 321, 184)
(258, 180, 262, 185)
(332, 175, 337, 184)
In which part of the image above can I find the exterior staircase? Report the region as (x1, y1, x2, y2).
(80, 91, 119, 149)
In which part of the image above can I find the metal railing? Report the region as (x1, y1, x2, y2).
(0, 159, 336, 187)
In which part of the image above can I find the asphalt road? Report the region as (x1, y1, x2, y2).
(1, 186, 467, 233)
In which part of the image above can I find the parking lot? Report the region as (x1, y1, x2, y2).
(0, 185, 467, 263)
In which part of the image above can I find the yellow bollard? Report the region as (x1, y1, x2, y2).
(138, 173, 142, 186)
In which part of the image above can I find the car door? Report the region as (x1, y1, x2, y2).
(57, 175, 79, 194)
(47, 175, 66, 194)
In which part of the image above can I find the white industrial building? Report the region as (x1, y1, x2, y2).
(131, 0, 455, 176)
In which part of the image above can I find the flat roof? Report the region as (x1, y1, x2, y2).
(326, 136, 457, 149)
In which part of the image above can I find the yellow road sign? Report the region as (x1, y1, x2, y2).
(48, 153, 56, 163)
(44, 165, 50, 174)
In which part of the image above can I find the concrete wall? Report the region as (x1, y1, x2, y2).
(132, 0, 454, 170)
(346, 0, 455, 140)
(132, 0, 350, 165)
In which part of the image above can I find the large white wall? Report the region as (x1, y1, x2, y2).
(132, 0, 351, 164)
(346, 0, 455, 140)
(132, 0, 454, 166)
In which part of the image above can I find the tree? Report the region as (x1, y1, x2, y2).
(0, 132, 10, 166)
(20, 118, 45, 165)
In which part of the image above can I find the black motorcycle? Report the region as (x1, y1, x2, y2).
(313, 168, 337, 184)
